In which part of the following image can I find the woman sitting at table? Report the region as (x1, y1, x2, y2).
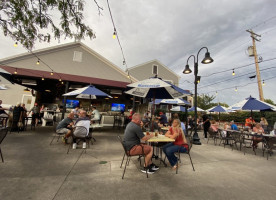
(163, 119, 188, 170)
(252, 123, 264, 148)
(210, 120, 219, 132)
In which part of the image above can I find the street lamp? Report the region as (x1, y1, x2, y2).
(183, 47, 214, 145)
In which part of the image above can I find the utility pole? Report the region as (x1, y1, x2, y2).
(246, 29, 264, 101)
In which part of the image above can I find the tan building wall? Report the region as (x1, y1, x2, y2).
(128, 60, 180, 86)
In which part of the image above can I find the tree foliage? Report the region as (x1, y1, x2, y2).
(0, 0, 102, 50)
(196, 94, 215, 110)
(264, 99, 275, 106)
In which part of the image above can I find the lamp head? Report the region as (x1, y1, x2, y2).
(183, 64, 192, 74)
(201, 52, 214, 64)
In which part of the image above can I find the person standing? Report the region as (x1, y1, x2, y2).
(30, 103, 40, 126)
(157, 111, 168, 125)
(202, 114, 210, 139)
(123, 113, 159, 174)
(245, 117, 256, 129)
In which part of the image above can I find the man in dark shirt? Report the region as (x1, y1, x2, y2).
(157, 112, 168, 125)
(56, 113, 74, 143)
(123, 113, 159, 174)
(202, 114, 210, 139)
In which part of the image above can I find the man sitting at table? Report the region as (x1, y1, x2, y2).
(72, 110, 91, 149)
(245, 117, 256, 129)
(230, 120, 238, 130)
(91, 106, 100, 123)
(56, 113, 74, 144)
(123, 113, 159, 174)
(157, 111, 168, 125)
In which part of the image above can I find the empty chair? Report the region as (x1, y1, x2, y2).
(207, 128, 219, 145)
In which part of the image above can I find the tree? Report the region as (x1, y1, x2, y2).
(0, 0, 103, 50)
(218, 102, 229, 108)
(264, 99, 276, 106)
(196, 94, 215, 110)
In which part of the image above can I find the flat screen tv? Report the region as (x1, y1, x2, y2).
(65, 100, 80, 108)
(111, 103, 125, 112)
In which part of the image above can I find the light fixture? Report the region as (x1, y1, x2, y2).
(196, 76, 201, 84)
(14, 68, 18, 74)
(262, 80, 265, 86)
(235, 87, 238, 92)
(23, 88, 30, 92)
(114, 96, 119, 99)
(14, 41, 18, 47)
(36, 59, 40, 65)
(232, 69, 235, 76)
(105, 97, 109, 100)
(183, 64, 192, 74)
(41, 76, 44, 81)
(50, 71, 54, 76)
(59, 78, 62, 82)
(61, 81, 64, 84)
(45, 89, 51, 92)
(201, 52, 214, 64)
(216, 91, 218, 95)
(112, 28, 117, 39)
(123, 60, 126, 65)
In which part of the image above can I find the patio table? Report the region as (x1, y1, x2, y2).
(145, 133, 175, 167)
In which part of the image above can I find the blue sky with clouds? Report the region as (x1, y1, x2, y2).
(0, 0, 276, 106)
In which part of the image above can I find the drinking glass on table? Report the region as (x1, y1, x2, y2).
(154, 129, 158, 137)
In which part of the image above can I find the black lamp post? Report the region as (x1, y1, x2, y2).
(183, 47, 213, 145)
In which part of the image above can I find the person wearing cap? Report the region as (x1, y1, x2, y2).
(157, 111, 168, 125)
(30, 103, 40, 126)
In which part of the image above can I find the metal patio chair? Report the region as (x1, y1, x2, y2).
(0, 128, 8, 163)
(207, 128, 219, 145)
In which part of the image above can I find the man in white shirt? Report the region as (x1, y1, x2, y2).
(73, 110, 90, 149)
(91, 106, 100, 122)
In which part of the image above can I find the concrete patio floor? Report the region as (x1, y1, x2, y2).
(0, 127, 275, 200)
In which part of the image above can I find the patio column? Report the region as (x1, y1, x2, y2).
(62, 81, 69, 120)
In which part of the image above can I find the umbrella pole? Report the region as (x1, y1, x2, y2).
(151, 97, 155, 131)
(219, 112, 220, 125)
(62, 81, 69, 120)
(185, 106, 188, 131)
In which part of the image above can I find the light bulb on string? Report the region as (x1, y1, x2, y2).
(14, 41, 18, 47)
(235, 87, 238, 92)
(216, 91, 218, 95)
(36, 59, 40, 65)
(14, 68, 18, 74)
(42, 76, 44, 81)
(112, 28, 117, 39)
(232, 69, 235, 76)
(61, 81, 64, 84)
(262, 80, 265, 86)
(59, 78, 62, 82)
(50, 71, 54, 76)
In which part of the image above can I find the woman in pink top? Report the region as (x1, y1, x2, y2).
(252, 123, 264, 148)
(163, 119, 188, 170)
(210, 120, 219, 132)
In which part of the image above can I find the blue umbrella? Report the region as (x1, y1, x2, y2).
(229, 96, 276, 111)
(63, 85, 112, 99)
(209, 105, 227, 123)
(209, 105, 227, 112)
(170, 106, 186, 112)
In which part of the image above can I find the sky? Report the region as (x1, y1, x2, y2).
(0, 0, 276, 106)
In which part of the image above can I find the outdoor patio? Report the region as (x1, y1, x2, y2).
(0, 127, 275, 200)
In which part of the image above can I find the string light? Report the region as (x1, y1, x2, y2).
(14, 41, 18, 47)
(14, 68, 18, 74)
(59, 78, 62, 82)
(232, 69, 235, 76)
(50, 71, 54, 76)
(36, 59, 40, 65)
(235, 87, 238, 92)
(112, 28, 117, 39)
(41, 76, 44, 81)
(216, 91, 218, 95)
(262, 80, 265, 86)
(61, 81, 64, 84)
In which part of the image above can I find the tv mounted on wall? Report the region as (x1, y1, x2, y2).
(111, 103, 125, 112)
(65, 100, 80, 108)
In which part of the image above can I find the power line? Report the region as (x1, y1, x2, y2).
(250, 15, 276, 29)
(200, 57, 276, 78)
(198, 65, 276, 90)
(204, 75, 276, 95)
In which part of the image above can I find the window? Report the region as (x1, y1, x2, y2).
(73, 51, 83, 62)
(152, 64, 158, 75)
